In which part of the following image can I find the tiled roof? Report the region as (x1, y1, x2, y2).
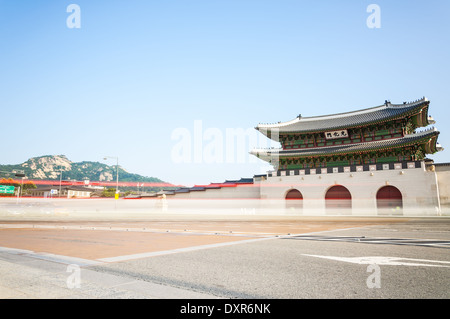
(251, 128, 440, 158)
(33, 185, 95, 191)
(170, 178, 254, 194)
(256, 98, 430, 135)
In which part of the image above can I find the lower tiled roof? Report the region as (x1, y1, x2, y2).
(252, 128, 439, 158)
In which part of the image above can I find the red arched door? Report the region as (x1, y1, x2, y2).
(377, 186, 403, 215)
(325, 185, 352, 213)
(285, 189, 303, 210)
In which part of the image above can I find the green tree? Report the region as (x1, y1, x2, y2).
(0, 178, 36, 196)
(101, 188, 117, 198)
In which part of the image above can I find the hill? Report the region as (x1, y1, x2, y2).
(0, 155, 169, 187)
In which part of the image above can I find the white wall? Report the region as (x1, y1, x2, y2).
(165, 161, 444, 216)
(435, 164, 450, 207)
(259, 162, 441, 216)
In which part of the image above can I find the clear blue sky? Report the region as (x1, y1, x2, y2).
(1, 1, 449, 186)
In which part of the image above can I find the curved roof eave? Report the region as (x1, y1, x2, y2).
(256, 97, 430, 136)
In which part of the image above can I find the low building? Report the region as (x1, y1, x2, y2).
(30, 186, 95, 198)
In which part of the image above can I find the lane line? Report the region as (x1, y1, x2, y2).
(97, 236, 275, 263)
(286, 235, 450, 248)
(302, 254, 450, 267)
(0, 246, 102, 266)
(0, 223, 277, 237)
(98, 226, 370, 263)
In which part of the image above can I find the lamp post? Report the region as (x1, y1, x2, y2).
(103, 156, 119, 198)
(58, 168, 63, 198)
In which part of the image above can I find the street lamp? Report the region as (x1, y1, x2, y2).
(0, 170, 25, 178)
(103, 156, 119, 197)
(58, 168, 63, 198)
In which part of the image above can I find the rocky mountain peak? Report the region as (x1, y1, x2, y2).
(2, 155, 163, 184)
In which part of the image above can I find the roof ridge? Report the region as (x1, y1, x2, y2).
(257, 97, 429, 129)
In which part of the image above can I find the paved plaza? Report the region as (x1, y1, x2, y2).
(0, 198, 449, 299)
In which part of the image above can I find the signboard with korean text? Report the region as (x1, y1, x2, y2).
(325, 130, 348, 140)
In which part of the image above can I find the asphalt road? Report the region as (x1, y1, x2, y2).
(90, 218, 450, 299)
(1, 214, 449, 300)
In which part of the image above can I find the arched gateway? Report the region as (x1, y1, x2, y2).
(325, 185, 352, 213)
(377, 185, 403, 215)
(285, 189, 303, 210)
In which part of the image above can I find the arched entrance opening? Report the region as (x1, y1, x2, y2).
(285, 189, 303, 211)
(377, 186, 403, 215)
(325, 185, 352, 214)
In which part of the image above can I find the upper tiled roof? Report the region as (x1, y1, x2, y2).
(256, 97, 430, 135)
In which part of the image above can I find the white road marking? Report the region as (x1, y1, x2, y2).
(97, 236, 275, 263)
(0, 246, 102, 266)
(302, 254, 450, 267)
(0, 223, 275, 237)
(97, 227, 369, 263)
